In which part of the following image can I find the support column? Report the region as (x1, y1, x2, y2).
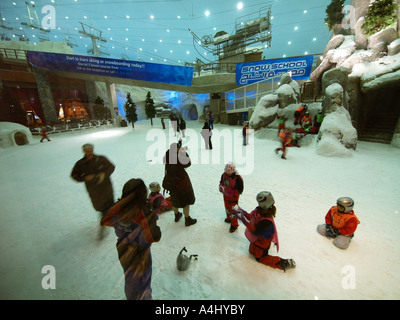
(105, 81, 117, 118)
(85, 80, 98, 119)
(32, 69, 57, 125)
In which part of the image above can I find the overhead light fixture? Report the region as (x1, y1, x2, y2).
(205, 10, 210, 17)
(237, 2, 244, 10)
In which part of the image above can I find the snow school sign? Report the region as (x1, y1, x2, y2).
(27, 51, 194, 86)
(236, 55, 314, 85)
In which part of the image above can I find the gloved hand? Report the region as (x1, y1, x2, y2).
(325, 224, 340, 238)
(219, 185, 225, 193)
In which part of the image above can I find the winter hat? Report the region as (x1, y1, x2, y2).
(224, 162, 237, 175)
(149, 181, 160, 193)
(256, 191, 275, 210)
(121, 179, 146, 198)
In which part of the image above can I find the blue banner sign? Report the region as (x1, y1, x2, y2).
(27, 51, 194, 87)
(236, 55, 314, 85)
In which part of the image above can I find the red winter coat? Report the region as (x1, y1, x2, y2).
(325, 206, 360, 236)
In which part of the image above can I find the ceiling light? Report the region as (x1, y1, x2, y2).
(186, 51, 190, 54)
(104, 16, 107, 19)
(294, 26, 298, 30)
(177, 16, 181, 19)
(305, 52, 308, 55)
(304, 10, 308, 14)
(288, 41, 292, 45)
(84, 16, 87, 19)
(126, 16, 130, 19)
(237, 2, 244, 10)
(283, 54, 286, 57)
(150, 15, 154, 19)
(178, 40, 181, 44)
(205, 11, 210, 17)
(313, 38, 317, 41)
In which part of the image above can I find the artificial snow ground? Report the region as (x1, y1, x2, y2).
(0, 120, 399, 300)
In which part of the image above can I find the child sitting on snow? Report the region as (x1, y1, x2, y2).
(219, 162, 244, 233)
(317, 197, 360, 250)
(233, 191, 296, 272)
(148, 182, 172, 215)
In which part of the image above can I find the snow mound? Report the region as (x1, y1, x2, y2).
(0, 122, 34, 148)
(316, 106, 358, 156)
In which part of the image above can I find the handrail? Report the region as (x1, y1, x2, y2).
(0, 48, 28, 60)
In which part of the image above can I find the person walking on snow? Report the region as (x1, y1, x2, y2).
(233, 191, 296, 272)
(162, 142, 197, 227)
(275, 129, 293, 160)
(219, 162, 244, 233)
(101, 178, 161, 300)
(71, 143, 115, 239)
(40, 127, 51, 142)
(317, 197, 360, 250)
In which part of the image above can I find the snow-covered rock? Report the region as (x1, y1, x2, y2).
(249, 94, 279, 130)
(317, 106, 358, 154)
(275, 84, 297, 109)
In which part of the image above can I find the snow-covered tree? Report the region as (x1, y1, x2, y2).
(124, 93, 138, 128)
(145, 91, 156, 126)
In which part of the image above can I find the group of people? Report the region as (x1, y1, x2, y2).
(70, 114, 360, 300)
(70, 140, 197, 300)
(168, 113, 187, 137)
(275, 104, 325, 159)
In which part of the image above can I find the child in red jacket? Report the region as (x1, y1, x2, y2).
(219, 162, 244, 233)
(317, 197, 360, 250)
(148, 182, 172, 215)
(233, 191, 296, 272)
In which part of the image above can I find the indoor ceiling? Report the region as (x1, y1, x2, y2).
(0, 0, 348, 66)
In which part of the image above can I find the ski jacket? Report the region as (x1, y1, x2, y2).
(278, 131, 293, 145)
(101, 193, 161, 246)
(244, 207, 279, 252)
(148, 192, 168, 214)
(71, 155, 115, 212)
(219, 172, 244, 203)
(325, 206, 360, 236)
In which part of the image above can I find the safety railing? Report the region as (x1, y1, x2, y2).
(0, 48, 28, 60)
(224, 75, 283, 113)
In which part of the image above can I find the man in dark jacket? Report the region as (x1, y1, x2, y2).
(71, 143, 115, 237)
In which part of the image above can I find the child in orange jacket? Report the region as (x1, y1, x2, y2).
(317, 197, 360, 250)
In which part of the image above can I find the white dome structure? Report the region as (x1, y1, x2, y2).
(0, 122, 34, 148)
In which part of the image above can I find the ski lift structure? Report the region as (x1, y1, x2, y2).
(65, 35, 78, 48)
(0, 12, 13, 41)
(78, 22, 109, 57)
(189, 5, 272, 63)
(20, 1, 51, 34)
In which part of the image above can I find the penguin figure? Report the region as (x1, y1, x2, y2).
(176, 247, 198, 271)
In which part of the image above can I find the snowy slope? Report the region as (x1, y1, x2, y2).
(0, 120, 399, 300)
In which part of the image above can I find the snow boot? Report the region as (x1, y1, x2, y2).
(174, 211, 182, 222)
(224, 218, 231, 223)
(185, 216, 197, 227)
(276, 258, 296, 272)
(229, 225, 238, 233)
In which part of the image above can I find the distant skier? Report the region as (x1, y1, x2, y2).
(317, 197, 360, 250)
(219, 162, 244, 233)
(233, 191, 296, 272)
